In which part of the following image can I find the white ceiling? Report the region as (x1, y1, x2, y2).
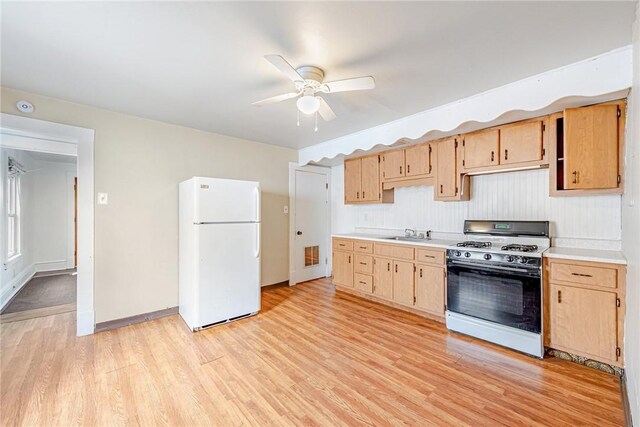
(1, 2, 635, 149)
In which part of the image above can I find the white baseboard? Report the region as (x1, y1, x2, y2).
(0, 263, 35, 311)
(76, 310, 94, 336)
(35, 260, 68, 273)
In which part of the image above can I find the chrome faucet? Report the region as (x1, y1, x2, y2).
(405, 228, 417, 237)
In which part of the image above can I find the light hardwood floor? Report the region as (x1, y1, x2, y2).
(0, 279, 624, 426)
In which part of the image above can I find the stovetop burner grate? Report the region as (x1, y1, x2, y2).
(501, 244, 539, 253)
(457, 241, 492, 249)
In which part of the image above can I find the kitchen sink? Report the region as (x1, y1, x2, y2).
(383, 236, 431, 242)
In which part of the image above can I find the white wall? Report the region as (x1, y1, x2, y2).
(622, 2, 640, 423)
(333, 166, 621, 247)
(0, 148, 36, 308)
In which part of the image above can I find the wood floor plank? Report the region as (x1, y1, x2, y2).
(0, 278, 624, 426)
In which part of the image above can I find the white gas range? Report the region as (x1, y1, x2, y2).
(445, 220, 550, 358)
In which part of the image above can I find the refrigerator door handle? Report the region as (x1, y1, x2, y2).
(254, 222, 261, 258)
(254, 186, 261, 222)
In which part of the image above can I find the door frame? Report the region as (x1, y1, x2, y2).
(288, 162, 331, 286)
(1, 113, 95, 336)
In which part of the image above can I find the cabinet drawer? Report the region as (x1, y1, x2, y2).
(354, 241, 374, 254)
(374, 244, 414, 260)
(549, 262, 618, 289)
(333, 239, 354, 252)
(355, 254, 373, 274)
(354, 273, 373, 293)
(416, 248, 445, 265)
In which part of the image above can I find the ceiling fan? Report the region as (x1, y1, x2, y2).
(252, 55, 375, 130)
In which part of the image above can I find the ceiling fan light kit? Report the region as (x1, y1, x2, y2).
(253, 54, 375, 131)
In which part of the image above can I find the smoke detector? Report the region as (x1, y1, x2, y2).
(16, 100, 34, 114)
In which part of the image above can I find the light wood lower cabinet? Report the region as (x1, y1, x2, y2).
(392, 261, 414, 306)
(415, 264, 446, 316)
(333, 238, 446, 322)
(545, 258, 626, 367)
(332, 250, 353, 288)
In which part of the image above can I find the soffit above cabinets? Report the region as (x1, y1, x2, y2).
(1, 1, 635, 150)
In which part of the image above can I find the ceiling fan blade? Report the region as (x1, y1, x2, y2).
(252, 92, 300, 106)
(322, 76, 375, 93)
(264, 55, 305, 83)
(318, 97, 337, 121)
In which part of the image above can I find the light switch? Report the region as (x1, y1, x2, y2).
(283, 206, 289, 214)
(98, 193, 108, 205)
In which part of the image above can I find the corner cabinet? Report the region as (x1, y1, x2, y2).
(434, 137, 470, 201)
(544, 258, 626, 367)
(549, 100, 625, 196)
(344, 155, 393, 204)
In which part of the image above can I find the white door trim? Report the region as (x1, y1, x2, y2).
(1, 113, 95, 336)
(288, 162, 331, 286)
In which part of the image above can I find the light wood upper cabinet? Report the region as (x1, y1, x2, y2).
(405, 144, 432, 177)
(382, 150, 405, 180)
(344, 158, 362, 203)
(549, 284, 618, 362)
(332, 250, 354, 288)
(462, 129, 499, 169)
(415, 264, 445, 316)
(393, 261, 414, 306)
(434, 138, 458, 199)
(500, 120, 544, 165)
(360, 155, 380, 201)
(373, 257, 393, 299)
(564, 104, 620, 190)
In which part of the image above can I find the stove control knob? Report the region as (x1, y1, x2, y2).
(505, 255, 515, 263)
(464, 252, 471, 258)
(483, 253, 492, 260)
(519, 258, 528, 264)
(454, 250, 462, 257)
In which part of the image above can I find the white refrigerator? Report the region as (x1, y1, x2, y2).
(179, 177, 261, 331)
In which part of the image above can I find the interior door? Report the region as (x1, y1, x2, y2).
(344, 158, 362, 202)
(360, 155, 380, 201)
(382, 150, 405, 180)
(463, 129, 499, 169)
(393, 261, 414, 306)
(295, 170, 329, 283)
(373, 257, 393, 299)
(564, 104, 619, 189)
(550, 284, 617, 361)
(415, 264, 445, 315)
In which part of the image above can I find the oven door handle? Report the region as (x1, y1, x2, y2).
(448, 260, 540, 275)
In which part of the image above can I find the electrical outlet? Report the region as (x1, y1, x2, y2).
(98, 193, 108, 205)
(283, 206, 289, 214)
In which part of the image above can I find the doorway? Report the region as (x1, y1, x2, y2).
(288, 163, 331, 285)
(0, 113, 95, 336)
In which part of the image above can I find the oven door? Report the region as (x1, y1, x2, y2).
(446, 260, 541, 334)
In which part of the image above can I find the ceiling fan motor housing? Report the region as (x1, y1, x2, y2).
(296, 66, 324, 85)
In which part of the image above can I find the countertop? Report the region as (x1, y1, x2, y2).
(543, 247, 626, 265)
(332, 233, 458, 249)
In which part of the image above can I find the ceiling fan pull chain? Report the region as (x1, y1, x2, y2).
(297, 109, 300, 127)
(314, 111, 318, 132)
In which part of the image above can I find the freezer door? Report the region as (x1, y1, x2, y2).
(196, 222, 260, 327)
(194, 177, 260, 223)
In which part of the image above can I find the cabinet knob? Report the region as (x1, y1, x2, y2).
(557, 290, 562, 303)
(504, 149, 508, 160)
(440, 185, 443, 194)
(395, 264, 398, 273)
(572, 171, 579, 184)
(491, 151, 494, 162)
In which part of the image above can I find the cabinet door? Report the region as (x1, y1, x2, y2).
(382, 150, 405, 180)
(393, 261, 414, 306)
(405, 144, 432, 177)
(415, 265, 445, 316)
(550, 284, 617, 361)
(435, 138, 458, 198)
(360, 155, 380, 201)
(463, 129, 499, 169)
(373, 257, 393, 299)
(344, 158, 362, 203)
(500, 121, 543, 165)
(564, 104, 619, 190)
(333, 251, 354, 287)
